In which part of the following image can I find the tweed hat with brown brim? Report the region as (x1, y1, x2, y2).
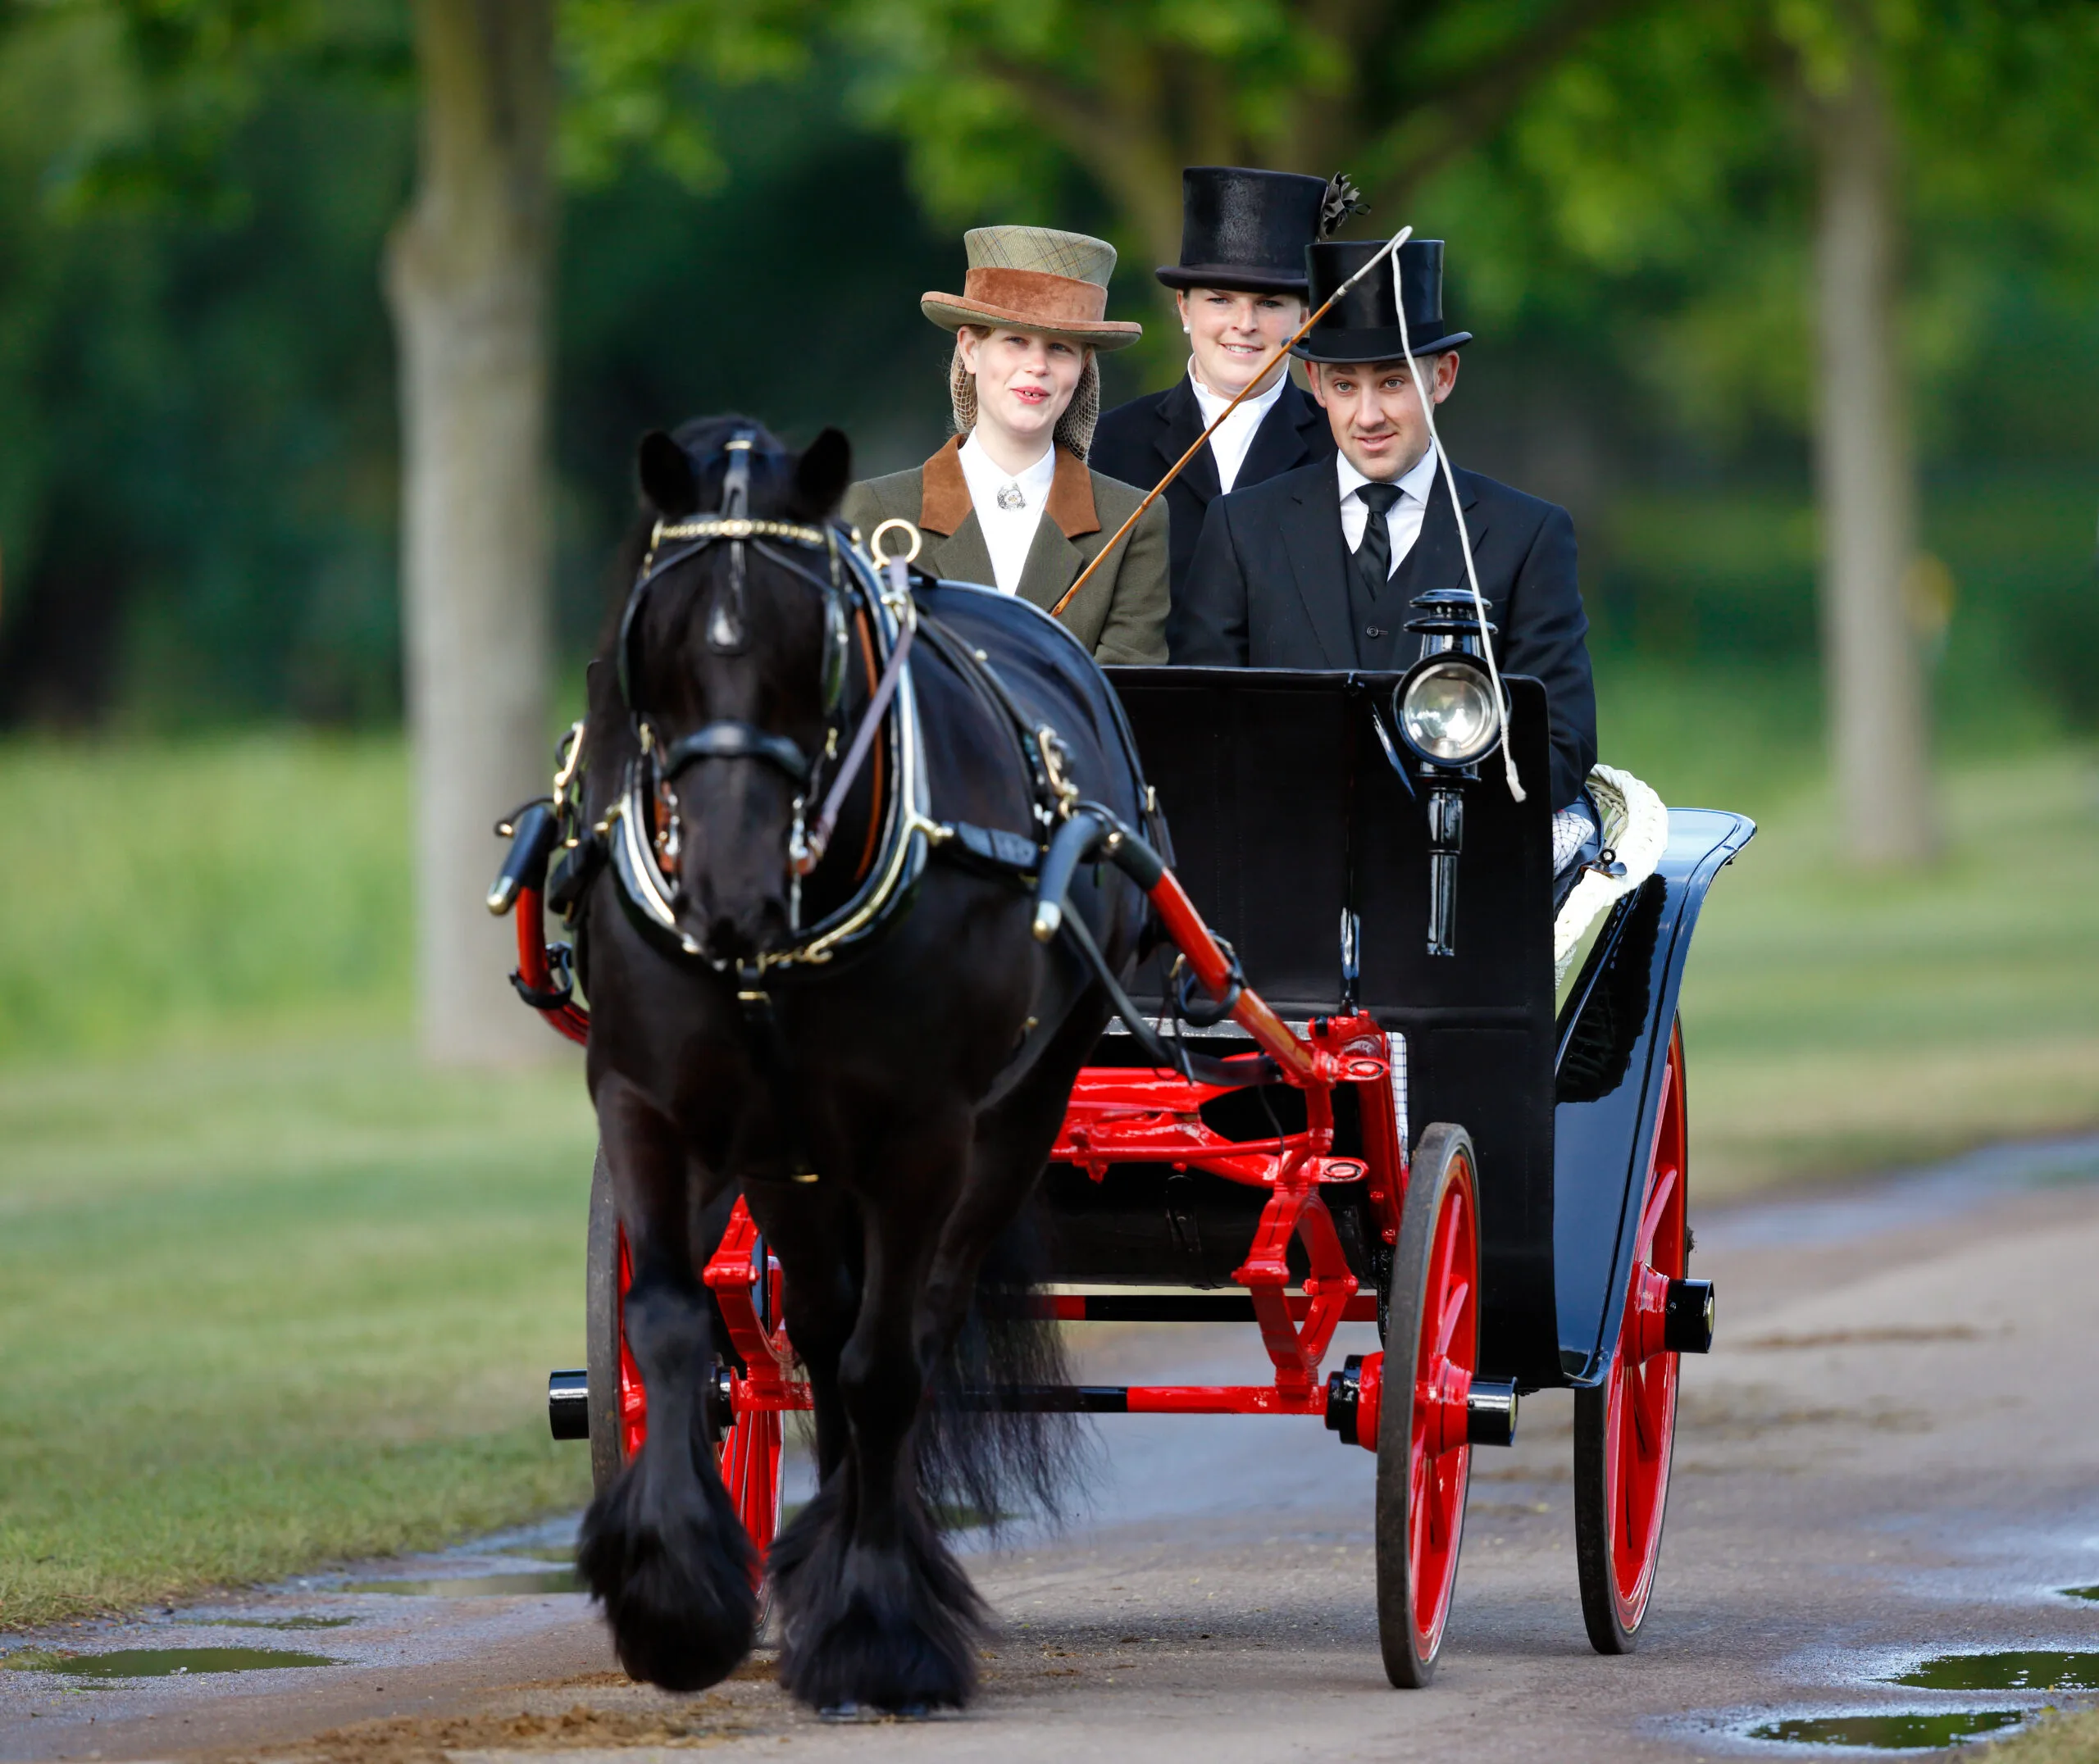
(921, 225, 1144, 352)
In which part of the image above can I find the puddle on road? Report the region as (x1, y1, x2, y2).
(1745, 1710, 2027, 1749)
(2, 1647, 335, 1679)
(2061, 1584, 2099, 1603)
(1892, 1648, 2099, 1691)
(341, 1569, 584, 1597)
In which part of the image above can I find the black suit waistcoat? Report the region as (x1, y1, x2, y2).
(1349, 503, 1438, 671)
(1174, 458, 1600, 810)
(1090, 375, 1334, 605)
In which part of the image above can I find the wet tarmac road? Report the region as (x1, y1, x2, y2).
(6, 1135, 2098, 1762)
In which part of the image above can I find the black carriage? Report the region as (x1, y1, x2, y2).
(538, 651, 1751, 1684)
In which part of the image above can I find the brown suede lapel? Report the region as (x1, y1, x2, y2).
(1046, 447, 1100, 539)
(917, 436, 971, 536)
(922, 434, 1100, 542)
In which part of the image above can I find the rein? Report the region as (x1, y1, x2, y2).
(793, 592, 913, 878)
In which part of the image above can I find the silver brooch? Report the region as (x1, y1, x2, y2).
(995, 482, 1027, 511)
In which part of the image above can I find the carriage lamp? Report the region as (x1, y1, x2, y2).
(1395, 589, 1505, 957)
(1396, 657, 1500, 767)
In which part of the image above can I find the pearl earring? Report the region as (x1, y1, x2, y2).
(1182, 323, 1192, 334)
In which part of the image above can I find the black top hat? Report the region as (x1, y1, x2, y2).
(1292, 238, 1473, 364)
(1156, 167, 1330, 295)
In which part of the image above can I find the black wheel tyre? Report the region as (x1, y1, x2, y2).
(584, 1145, 625, 1493)
(1376, 1122, 1482, 1689)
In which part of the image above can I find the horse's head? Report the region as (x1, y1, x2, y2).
(622, 416, 855, 965)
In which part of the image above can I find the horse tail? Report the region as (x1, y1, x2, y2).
(916, 1205, 1087, 1534)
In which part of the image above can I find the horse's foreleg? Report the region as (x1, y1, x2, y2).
(578, 1074, 757, 1691)
(742, 1180, 859, 1488)
(772, 1123, 985, 1713)
(920, 998, 1107, 1362)
(741, 1181, 860, 1633)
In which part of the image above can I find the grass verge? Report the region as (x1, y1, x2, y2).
(0, 1034, 595, 1630)
(1980, 1708, 2099, 1761)
(1677, 746, 2099, 1195)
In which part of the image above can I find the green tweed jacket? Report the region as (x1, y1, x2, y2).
(840, 436, 1169, 666)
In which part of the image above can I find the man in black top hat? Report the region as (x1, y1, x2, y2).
(1175, 238, 1598, 811)
(1090, 168, 1339, 602)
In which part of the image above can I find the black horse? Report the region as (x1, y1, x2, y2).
(570, 416, 1153, 1712)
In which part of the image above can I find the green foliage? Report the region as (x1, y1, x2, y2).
(0, 0, 2094, 736)
(0, 3, 411, 724)
(558, 0, 819, 191)
(1440, 0, 2099, 446)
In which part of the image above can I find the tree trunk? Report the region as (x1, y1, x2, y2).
(1809, 38, 1936, 865)
(385, 0, 558, 1063)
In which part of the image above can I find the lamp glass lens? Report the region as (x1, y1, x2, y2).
(1400, 663, 1498, 763)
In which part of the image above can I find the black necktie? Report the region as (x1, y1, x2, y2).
(1353, 481, 1402, 601)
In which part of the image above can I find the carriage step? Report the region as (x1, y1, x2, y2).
(549, 1369, 590, 1440)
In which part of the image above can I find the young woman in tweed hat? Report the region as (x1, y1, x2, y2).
(840, 225, 1168, 664)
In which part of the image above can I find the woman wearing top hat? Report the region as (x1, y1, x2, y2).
(1176, 237, 1599, 812)
(1090, 167, 1342, 606)
(840, 226, 1168, 665)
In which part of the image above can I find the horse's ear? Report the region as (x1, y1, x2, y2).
(637, 430, 697, 516)
(791, 427, 853, 518)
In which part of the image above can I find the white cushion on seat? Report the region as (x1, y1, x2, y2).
(1553, 764, 1669, 991)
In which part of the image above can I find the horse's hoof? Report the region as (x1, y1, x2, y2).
(819, 1703, 862, 1722)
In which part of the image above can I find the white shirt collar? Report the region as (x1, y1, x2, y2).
(955, 433, 1058, 597)
(1186, 361, 1289, 426)
(958, 431, 1057, 504)
(1336, 439, 1440, 508)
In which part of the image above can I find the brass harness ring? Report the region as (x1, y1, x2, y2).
(868, 517, 923, 566)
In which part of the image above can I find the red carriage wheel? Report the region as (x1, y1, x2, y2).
(1574, 1017, 1688, 1653)
(584, 1151, 785, 1559)
(1376, 1123, 1481, 1689)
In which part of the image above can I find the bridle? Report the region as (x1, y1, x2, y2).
(617, 431, 849, 788)
(606, 428, 929, 974)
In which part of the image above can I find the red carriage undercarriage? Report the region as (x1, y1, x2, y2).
(515, 663, 1749, 1684)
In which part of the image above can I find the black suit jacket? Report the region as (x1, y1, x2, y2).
(1176, 459, 1599, 809)
(1090, 375, 1334, 603)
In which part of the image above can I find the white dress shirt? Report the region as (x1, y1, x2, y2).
(1337, 442, 1441, 575)
(1188, 364, 1289, 494)
(958, 433, 1058, 597)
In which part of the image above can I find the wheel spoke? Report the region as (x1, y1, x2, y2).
(1434, 1278, 1471, 1361)
(1430, 1187, 1463, 1324)
(1409, 1457, 1429, 1594)
(1637, 1164, 1678, 1262)
(1628, 1363, 1659, 1460)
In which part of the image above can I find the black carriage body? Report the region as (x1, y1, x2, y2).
(1552, 807, 1750, 1383)
(1035, 667, 1750, 1393)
